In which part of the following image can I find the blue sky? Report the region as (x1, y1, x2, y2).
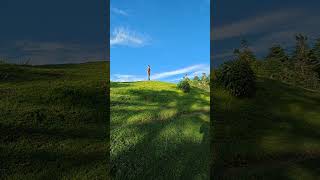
(3, 0, 317, 71)
(0, 0, 107, 65)
(110, 0, 210, 82)
(212, 0, 320, 67)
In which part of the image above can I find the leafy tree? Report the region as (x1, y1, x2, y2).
(311, 38, 320, 77)
(183, 74, 190, 81)
(217, 59, 256, 97)
(291, 34, 320, 89)
(307, 49, 319, 66)
(193, 75, 200, 81)
(266, 45, 289, 62)
(313, 38, 320, 63)
(234, 39, 256, 63)
(177, 79, 191, 93)
(292, 34, 310, 63)
(201, 73, 207, 82)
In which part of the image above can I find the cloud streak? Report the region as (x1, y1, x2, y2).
(152, 64, 209, 80)
(212, 8, 320, 65)
(212, 9, 303, 41)
(111, 7, 128, 16)
(112, 74, 143, 82)
(0, 41, 106, 65)
(111, 64, 209, 82)
(110, 27, 150, 47)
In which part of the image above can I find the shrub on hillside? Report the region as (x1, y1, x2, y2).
(177, 79, 191, 93)
(251, 59, 320, 90)
(193, 75, 200, 81)
(218, 59, 256, 97)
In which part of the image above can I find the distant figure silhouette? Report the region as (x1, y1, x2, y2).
(147, 65, 151, 80)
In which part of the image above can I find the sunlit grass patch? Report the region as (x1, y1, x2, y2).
(212, 78, 320, 179)
(111, 80, 210, 179)
(0, 62, 109, 179)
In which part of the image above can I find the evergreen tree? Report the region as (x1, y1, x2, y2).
(266, 45, 289, 62)
(312, 38, 320, 77)
(201, 73, 207, 81)
(307, 49, 318, 66)
(292, 34, 309, 63)
(292, 34, 319, 68)
(193, 75, 200, 81)
(234, 39, 256, 63)
(312, 38, 320, 62)
(292, 34, 320, 88)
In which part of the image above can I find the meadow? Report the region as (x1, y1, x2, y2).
(0, 62, 109, 179)
(212, 77, 320, 179)
(110, 81, 210, 179)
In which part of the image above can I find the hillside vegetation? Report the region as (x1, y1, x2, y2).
(212, 78, 320, 179)
(111, 81, 210, 179)
(0, 62, 109, 179)
(212, 35, 320, 179)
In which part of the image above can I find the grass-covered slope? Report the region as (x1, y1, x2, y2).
(212, 78, 320, 179)
(0, 62, 109, 179)
(111, 81, 210, 179)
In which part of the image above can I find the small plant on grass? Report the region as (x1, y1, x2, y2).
(193, 75, 200, 81)
(177, 79, 191, 93)
(217, 59, 256, 97)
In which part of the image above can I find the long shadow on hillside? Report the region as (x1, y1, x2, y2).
(0, 144, 108, 179)
(211, 78, 320, 179)
(0, 64, 65, 83)
(110, 88, 210, 179)
(0, 80, 109, 179)
(110, 82, 133, 88)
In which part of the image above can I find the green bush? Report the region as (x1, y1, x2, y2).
(218, 59, 256, 97)
(177, 79, 191, 93)
(251, 59, 320, 90)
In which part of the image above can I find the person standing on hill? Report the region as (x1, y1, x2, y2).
(147, 65, 151, 80)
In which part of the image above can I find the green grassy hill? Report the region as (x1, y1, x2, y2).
(0, 62, 109, 179)
(111, 81, 210, 179)
(212, 78, 320, 179)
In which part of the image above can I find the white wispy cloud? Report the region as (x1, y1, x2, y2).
(213, 51, 234, 60)
(212, 9, 303, 41)
(212, 8, 320, 67)
(152, 64, 209, 80)
(250, 16, 320, 55)
(111, 7, 128, 16)
(112, 74, 143, 82)
(167, 77, 184, 83)
(111, 64, 210, 82)
(0, 41, 106, 65)
(110, 27, 150, 47)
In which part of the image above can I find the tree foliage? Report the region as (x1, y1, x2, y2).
(266, 45, 289, 62)
(217, 59, 256, 97)
(177, 79, 191, 93)
(193, 75, 200, 81)
(216, 35, 320, 91)
(234, 39, 256, 63)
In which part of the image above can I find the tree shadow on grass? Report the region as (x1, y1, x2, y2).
(211, 78, 320, 179)
(0, 146, 108, 179)
(0, 78, 110, 179)
(111, 88, 210, 179)
(111, 116, 210, 180)
(0, 122, 109, 179)
(110, 82, 134, 88)
(0, 64, 65, 83)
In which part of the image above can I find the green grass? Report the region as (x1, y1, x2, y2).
(6, 60, 317, 179)
(212, 78, 320, 179)
(111, 81, 210, 179)
(0, 62, 109, 179)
